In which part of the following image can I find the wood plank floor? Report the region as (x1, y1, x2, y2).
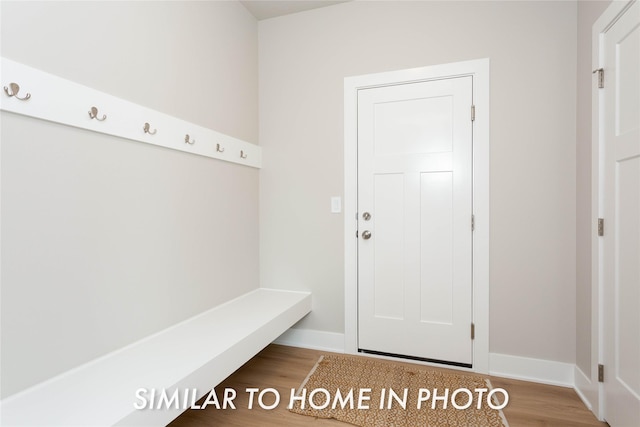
(169, 344, 606, 427)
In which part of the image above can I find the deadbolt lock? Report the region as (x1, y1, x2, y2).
(362, 212, 371, 221)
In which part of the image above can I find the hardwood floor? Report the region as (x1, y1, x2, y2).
(169, 344, 606, 427)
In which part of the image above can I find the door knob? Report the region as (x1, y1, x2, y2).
(362, 230, 372, 240)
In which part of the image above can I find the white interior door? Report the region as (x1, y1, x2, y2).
(602, 1, 640, 425)
(357, 76, 473, 366)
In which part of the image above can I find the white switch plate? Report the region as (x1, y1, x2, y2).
(331, 197, 342, 213)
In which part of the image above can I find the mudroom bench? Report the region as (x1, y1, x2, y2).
(0, 288, 311, 426)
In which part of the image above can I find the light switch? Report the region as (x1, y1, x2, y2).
(331, 197, 342, 213)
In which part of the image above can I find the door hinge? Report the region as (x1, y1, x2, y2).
(593, 68, 604, 89)
(471, 323, 475, 340)
(598, 218, 604, 236)
(471, 215, 475, 231)
(598, 364, 604, 382)
(471, 105, 476, 122)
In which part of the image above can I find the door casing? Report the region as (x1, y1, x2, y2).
(343, 59, 490, 373)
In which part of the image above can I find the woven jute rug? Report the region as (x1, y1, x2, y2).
(289, 354, 509, 427)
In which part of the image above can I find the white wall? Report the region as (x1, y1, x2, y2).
(259, 1, 578, 363)
(1, 1, 259, 398)
(0, 1, 258, 143)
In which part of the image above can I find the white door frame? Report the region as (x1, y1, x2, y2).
(343, 59, 490, 374)
(589, 0, 638, 421)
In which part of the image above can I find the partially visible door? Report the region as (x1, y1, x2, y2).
(602, 1, 640, 425)
(357, 76, 474, 366)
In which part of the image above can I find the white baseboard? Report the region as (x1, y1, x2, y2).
(273, 328, 345, 353)
(489, 353, 574, 387)
(274, 330, 577, 389)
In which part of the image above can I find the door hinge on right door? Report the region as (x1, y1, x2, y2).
(471, 105, 476, 121)
(598, 218, 604, 236)
(598, 364, 604, 382)
(593, 68, 604, 88)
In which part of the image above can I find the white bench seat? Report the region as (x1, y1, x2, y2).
(0, 288, 312, 426)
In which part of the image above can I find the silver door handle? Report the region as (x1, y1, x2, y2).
(362, 230, 372, 240)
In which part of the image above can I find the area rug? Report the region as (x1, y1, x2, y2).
(289, 354, 509, 427)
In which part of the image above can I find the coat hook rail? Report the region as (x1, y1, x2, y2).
(0, 58, 262, 168)
(88, 106, 107, 121)
(143, 122, 157, 135)
(3, 82, 31, 100)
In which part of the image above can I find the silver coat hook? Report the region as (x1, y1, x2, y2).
(143, 122, 157, 135)
(3, 82, 31, 100)
(88, 106, 107, 121)
(185, 134, 195, 145)
(240, 150, 248, 159)
(216, 143, 225, 153)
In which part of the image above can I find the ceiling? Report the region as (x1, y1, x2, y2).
(240, 1, 350, 20)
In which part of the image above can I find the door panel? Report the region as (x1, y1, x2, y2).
(357, 76, 473, 365)
(420, 171, 454, 324)
(374, 96, 454, 155)
(617, 17, 639, 136)
(603, 1, 640, 425)
(373, 173, 405, 320)
(615, 158, 639, 394)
